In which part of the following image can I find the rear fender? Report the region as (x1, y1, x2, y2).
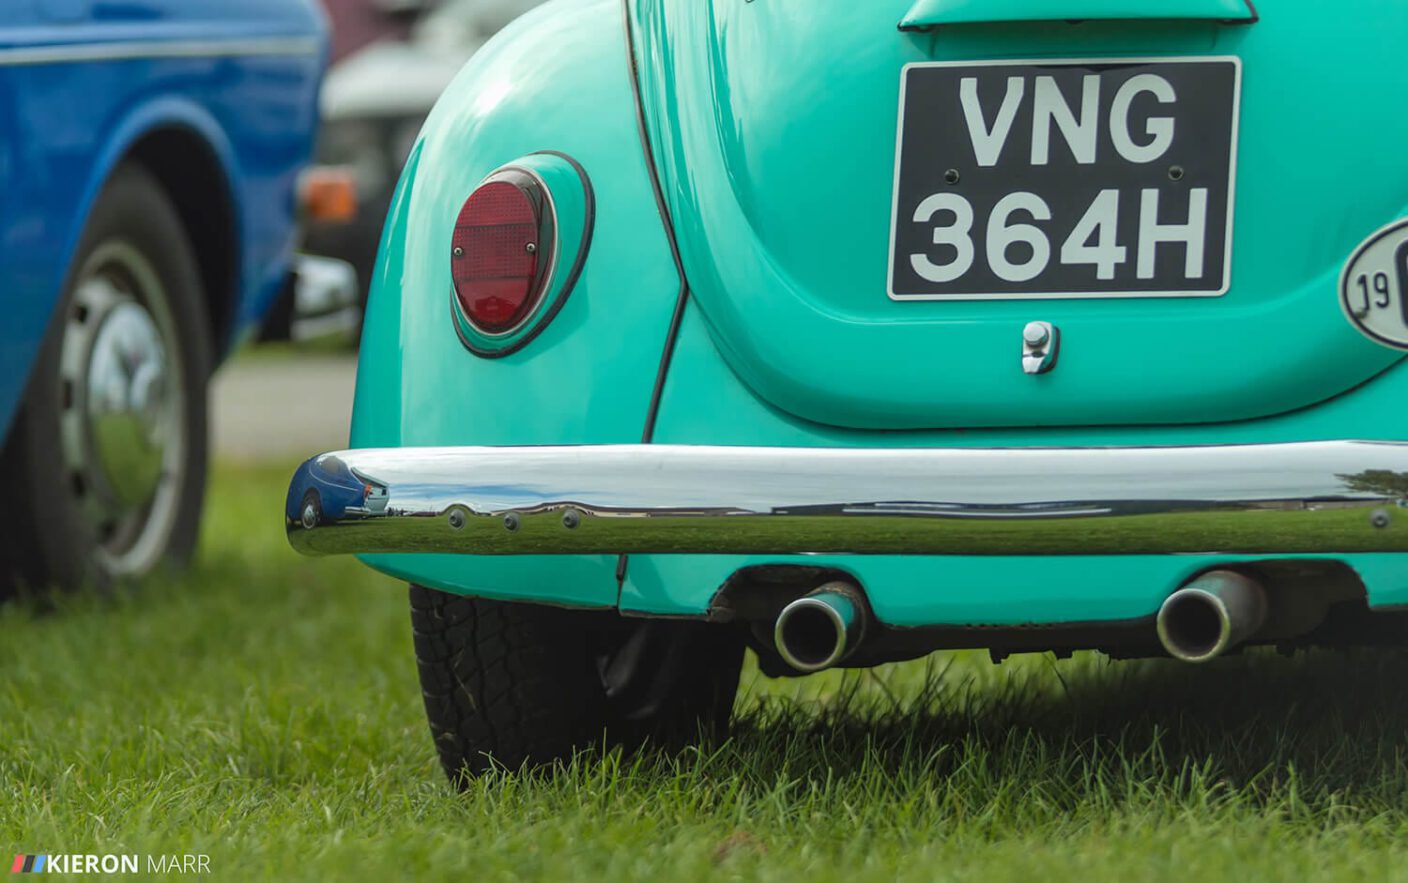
(351, 0, 680, 606)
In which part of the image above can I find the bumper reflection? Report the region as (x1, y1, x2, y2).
(283, 442, 1408, 557)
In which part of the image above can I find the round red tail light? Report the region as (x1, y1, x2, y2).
(447, 153, 593, 358)
(451, 172, 554, 335)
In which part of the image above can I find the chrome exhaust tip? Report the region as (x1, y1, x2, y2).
(774, 581, 868, 673)
(1156, 570, 1268, 663)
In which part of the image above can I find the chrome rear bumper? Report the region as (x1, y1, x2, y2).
(286, 442, 1408, 557)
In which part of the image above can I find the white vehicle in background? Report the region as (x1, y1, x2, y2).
(303, 0, 546, 321)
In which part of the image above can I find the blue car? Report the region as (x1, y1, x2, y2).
(0, 2, 326, 593)
(286, 454, 389, 532)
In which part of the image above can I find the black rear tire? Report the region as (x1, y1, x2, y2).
(0, 162, 211, 596)
(409, 584, 745, 783)
(300, 489, 322, 529)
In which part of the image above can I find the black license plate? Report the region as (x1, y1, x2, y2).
(888, 57, 1241, 300)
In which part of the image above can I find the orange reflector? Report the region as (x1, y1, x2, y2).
(300, 166, 358, 223)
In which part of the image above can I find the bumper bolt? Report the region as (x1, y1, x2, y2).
(448, 510, 466, 530)
(503, 512, 520, 532)
(562, 509, 581, 529)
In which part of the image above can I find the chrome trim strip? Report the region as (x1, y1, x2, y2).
(0, 37, 321, 67)
(286, 441, 1408, 557)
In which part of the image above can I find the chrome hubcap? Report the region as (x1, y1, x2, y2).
(86, 302, 170, 506)
(58, 241, 186, 577)
(302, 502, 318, 530)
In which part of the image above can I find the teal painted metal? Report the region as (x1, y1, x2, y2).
(620, 302, 1408, 624)
(449, 153, 594, 355)
(627, 0, 1408, 429)
(899, 0, 1255, 29)
(343, 0, 1408, 630)
(349, 0, 681, 609)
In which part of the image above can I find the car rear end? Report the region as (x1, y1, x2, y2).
(285, 0, 1408, 778)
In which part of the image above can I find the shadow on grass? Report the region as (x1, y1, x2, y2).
(699, 650, 1408, 814)
(8, 543, 1407, 817)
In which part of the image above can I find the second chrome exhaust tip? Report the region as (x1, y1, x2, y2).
(774, 581, 869, 673)
(1156, 570, 1268, 663)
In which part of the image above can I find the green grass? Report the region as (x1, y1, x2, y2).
(6, 463, 1408, 881)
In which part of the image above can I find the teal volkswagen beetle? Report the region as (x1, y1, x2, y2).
(288, 0, 1408, 781)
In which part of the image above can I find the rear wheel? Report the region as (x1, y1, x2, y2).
(300, 489, 322, 529)
(409, 584, 745, 782)
(0, 163, 211, 595)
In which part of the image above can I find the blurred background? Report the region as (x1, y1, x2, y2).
(234, 0, 543, 462)
(299, 0, 543, 332)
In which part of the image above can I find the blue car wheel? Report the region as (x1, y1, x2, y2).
(300, 489, 322, 530)
(1, 163, 211, 593)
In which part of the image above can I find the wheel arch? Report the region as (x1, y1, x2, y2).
(69, 97, 243, 364)
(123, 125, 239, 362)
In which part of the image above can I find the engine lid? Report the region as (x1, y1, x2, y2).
(628, 0, 1408, 429)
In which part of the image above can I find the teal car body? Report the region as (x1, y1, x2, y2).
(294, 0, 1408, 666)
